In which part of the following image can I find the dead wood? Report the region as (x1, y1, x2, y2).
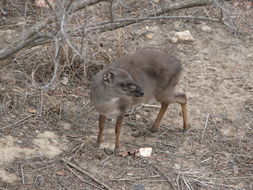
(0, 0, 220, 61)
(0, 0, 107, 61)
(97, 0, 217, 32)
(61, 158, 112, 190)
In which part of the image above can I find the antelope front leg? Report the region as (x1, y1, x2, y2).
(115, 114, 125, 152)
(181, 103, 189, 131)
(97, 115, 106, 146)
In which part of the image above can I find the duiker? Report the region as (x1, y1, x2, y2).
(91, 50, 188, 151)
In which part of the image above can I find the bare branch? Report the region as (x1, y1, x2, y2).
(0, 33, 52, 61)
(95, 15, 219, 28)
(0, 0, 108, 60)
(65, 0, 75, 11)
(44, 0, 54, 11)
(0, 114, 36, 130)
(200, 113, 210, 142)
(70, 0, 108, 13)
(0, 0, 225, 61)
(61, 158, 112, 190)
(109, 0, 114, 23)
(41, 37, 60, 90)
(97, 0, 217, 32)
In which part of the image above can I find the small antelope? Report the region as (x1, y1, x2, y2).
(90, 50, 188, 151)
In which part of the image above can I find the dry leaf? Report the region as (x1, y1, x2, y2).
(56, 170, 65, 176)
(245, 1, 252, 9)
(233, 0, 240, 8)
(35, 0, 54, 8)
(28, 109, 37, 113)
(119, 151, 129, 157)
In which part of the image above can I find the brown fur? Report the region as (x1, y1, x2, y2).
(90, 50, 188, 151)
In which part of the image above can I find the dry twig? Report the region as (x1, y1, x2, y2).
(0, 0, 107, 60)
(61, 158, 112, 190)
(200, 113, 210, 142)
(0, 0, 219, 60)
(95, 15, 219, 28)
(65, 165, 104, 190)
(21, 165, 25, 184)
(0, 114, 36, 130)
(97, 0, 217, 32)
(142, 104, 160, 108)
(41, 37, 60, 90)
(32, 176, 38, 189)
(150, 163, 176, 190)
(80, 99, 90, 111)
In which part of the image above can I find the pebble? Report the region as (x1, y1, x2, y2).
(201, 25, 212, 33)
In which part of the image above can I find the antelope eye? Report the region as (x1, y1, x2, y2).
(119, 83, 128, 89)
(123, 83, 128, 87)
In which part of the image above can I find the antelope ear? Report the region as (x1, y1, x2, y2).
(103, 71, 114, 84)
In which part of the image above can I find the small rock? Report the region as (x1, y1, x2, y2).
(131, 131, 141, 137)
(134, 184, 145, 190)
(175, 30, 194, 41)
(220, 128, 235, 137)
(152, 0, 160, 3)
(145, 33, 154, 39)
(99, 143, 115, 152)
(61, 77, 68, 85)
(171, 30, 194, 43)
(233, 165, 239, 175)
(174, 163, 181, 170)
(170, 36, 178, 43)
(201, 25, 212, 33)
(62, 122, 71, 130)
(247, 53, 253, 58)
(136, 114, 141, 119)
(16, 140, 22, 144)
(137, 147, 152, 157)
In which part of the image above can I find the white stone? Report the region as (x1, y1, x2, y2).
(174, 163, 181, 170)
(62, 122, 71, 130)
(201, 25, 212, 33)
(170, 36, 178, 43)
(137, 147, 152, 157)
(61, 77, 68, 85)
(174, 30, 194, 42)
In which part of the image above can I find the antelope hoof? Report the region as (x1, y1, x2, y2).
(114, 147, 120, 155)
(95, 141, 101, 148)
(150, 126, 159, 133)
(183, 125, 190, 132)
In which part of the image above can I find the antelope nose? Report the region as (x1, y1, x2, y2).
(137, 89, 144, 97)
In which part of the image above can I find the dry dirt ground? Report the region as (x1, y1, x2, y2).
(0, 3, 253, 190)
